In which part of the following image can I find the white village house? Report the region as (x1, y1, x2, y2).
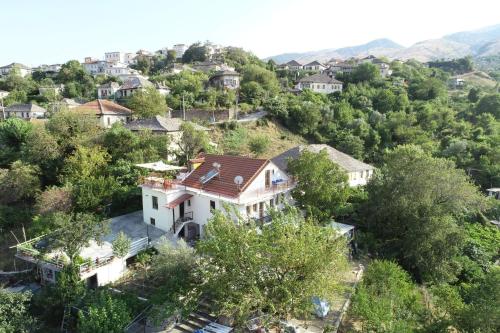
(97, 82, 120, 99)
(272, 144, 375, 187)
(4, 103, 47, 119)
(209, 70, 240, 90)
(72, 99, 132, 128)
(0, 63, 32, 77)
(15, 154, 295, 286)
(140, 154, 294, 241)
(303, 60, 326, 71)
(296, 73, 343, 94)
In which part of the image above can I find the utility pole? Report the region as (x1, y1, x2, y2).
(182, 93, 186, 120)
(235, 91, 239, 120)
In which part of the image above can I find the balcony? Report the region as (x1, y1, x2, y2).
(16, 236, 150, 276)
(242, 179, 295, 201)
(139, 176, 182, 191)
(173, 211, 194, 236)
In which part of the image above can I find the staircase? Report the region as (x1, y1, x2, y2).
(170, 301, 217, 333)
(173, 213, 194, 236)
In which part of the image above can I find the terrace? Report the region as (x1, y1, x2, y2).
(15, 211, 169, 277)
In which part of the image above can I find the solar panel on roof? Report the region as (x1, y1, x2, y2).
(200, 168, 219, 184)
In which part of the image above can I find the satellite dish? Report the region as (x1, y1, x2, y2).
(234, 175, 244, 186)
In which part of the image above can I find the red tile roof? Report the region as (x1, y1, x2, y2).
(182, 154, 269, 198)
(73, 99, 132, 116)
(166, 193, 193, 209)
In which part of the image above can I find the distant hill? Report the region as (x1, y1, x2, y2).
(266, 23, 500, 63)
(265, 39, 403, 64)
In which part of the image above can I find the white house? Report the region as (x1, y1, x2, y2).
(104, 62, 138, 77)
(139, 154, 295, 241)
(116, 76, 154, 98)
(173, 44, 188, 58)
(325, 62, 357, 77)
(97, 82, 120, 99)
(14, 154, 295, 286)
(0, 63, 32, 77)
(282, 60, 303, 71)
(4, 103, 47, 119)
(105, 51, 126, 64)
(82, 59, 107, 75)
(72, 99, 132, 128)
(303, 61, 326, 71)
(296, 73, 343, 94)
(272, 144, 375, 187)
(209, 70, 240, 90)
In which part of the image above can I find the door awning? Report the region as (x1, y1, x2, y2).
(166, 194, 193, 209)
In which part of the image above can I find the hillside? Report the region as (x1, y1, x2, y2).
(454, 71, 498, 88)
(266, 23, 500, 63)
(265, 39, 402, 64)
(391, 38, 471, 62)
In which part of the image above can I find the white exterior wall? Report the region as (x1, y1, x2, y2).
(80, 258, 127, 286)
(347, 169, 374, 186)
(105, 52, 125, 64)
(297, 82, 342, 94)
(142, 186, 180, 231)
(173, 44, 187, 58)
(99, 114, 128, 128)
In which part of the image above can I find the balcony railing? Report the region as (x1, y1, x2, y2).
(243, 179, 295, 200)
(139, 176, 182, 190)
(16, 236, 150, 275)
(173, 212, 194, 235)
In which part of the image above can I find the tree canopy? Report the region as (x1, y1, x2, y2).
(196, 207, 349, 324)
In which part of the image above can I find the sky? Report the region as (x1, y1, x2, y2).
(2, 0, 500, 66)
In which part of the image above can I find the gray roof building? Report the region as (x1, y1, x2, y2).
(285, 60, 302, 67)
(5, 103, 47, 113)
(272, 144, 374, 173)
(125, 115, 209, 133)
(298, 73, 342, 84)
(303, 60, 324, 67)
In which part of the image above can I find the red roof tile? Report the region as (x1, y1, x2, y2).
(182, 154, 269, 198)
(166, 193, 193, 209)
(73, 99, 132, 116)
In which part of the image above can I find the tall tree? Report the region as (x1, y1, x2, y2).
(178, 122, 211, 162)
(350, 260, 426, 332)
(288, 149, 350, 222)
(0, 290, 38, 333)
(362, 145, 488, 282)
(43, 212, 108, 263)
(127, 87, 168, 119)
(197, 207, 348, 324)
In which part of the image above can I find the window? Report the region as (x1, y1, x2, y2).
(253, 203, 258, 212)
(107, 117, 110, 126)
(246, 206, 251, 215)
(210, 200, 216, 211)
(152, 196, 158, 210)
(270, 199, 274, 207)
(150, 217, 156, 226)
(187, 200, 191, 207)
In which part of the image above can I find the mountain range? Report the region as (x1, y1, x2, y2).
(266, 24, 500, 64)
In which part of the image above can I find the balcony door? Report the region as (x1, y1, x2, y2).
(179, 202, 185, 219)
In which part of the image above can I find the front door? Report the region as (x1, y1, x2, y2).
(179, 202, 185, 219)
